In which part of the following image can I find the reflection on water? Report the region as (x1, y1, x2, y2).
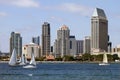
(0, 63, 120, 80)
(28, 74, 33, 76)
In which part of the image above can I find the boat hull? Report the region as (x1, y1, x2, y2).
(19, 63, 26, 66)
(99, 63, 110, 66)
(23, 65, 36, 68)
(9, 64, 18, 66)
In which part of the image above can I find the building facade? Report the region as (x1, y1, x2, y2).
(83, 36, 91, 54)
(10, 32, 22, 57)
(32, 36, 40, 45)
(53, 39, 58, 58)
(54, 25, 70, 57)
(23, 43, 40, 59)
(76, 40, 83, 54)
(69, 36, 77, 56)
(41, 22, 51, 57)
(91, 8, 108, 53)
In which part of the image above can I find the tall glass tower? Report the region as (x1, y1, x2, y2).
(41, 22, 51, 56)
(32, 36, 40, 45)
(10, 32, 22, 57)
(91, 8, 108, 52)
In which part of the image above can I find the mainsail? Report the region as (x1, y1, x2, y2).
(103, 53, 108, 63)
(23, 53, 36, 68)
(8, 49, 17, 66)
(30, 53, 36, 66)
(19, 53, 26, 65)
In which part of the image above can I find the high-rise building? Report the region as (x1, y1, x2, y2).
(91, 8, 108, 53)
(53, 39, 58, 58)
(54, 25, 70, 57)
(32, 36, 40, 45)
(10, 32, 22, 57)
(108, 35, 112, 53)
(83, 36, 91, 54)
(41, 22, 51, 56)
(76, 40, 83, 54)
(69, 36, 77, 56)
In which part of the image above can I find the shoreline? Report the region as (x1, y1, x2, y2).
(0, 61, 118, 64)
(0, 61, 9, 63)
(37, 61, 101, 64)
(0, 61, 98, 63)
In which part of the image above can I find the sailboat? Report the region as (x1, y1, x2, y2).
(99, 53, 110, 66)
(19, 53, 26, 65)
(23, 53, 36, 68)
(8, 48, 17, 66)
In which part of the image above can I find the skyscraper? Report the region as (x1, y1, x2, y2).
(91, 8, 108, 53)
(69, 36, 77, 56)
(32, 36, 40, 45)
(41, 22, 51, 56)
(54, 25, 70, 57)
(10, 32, 22, 57)
(83, 36, 91, 54)
(76, 40, 83, 54)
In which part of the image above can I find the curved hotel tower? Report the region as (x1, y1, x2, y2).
(91, 8, 108, 53)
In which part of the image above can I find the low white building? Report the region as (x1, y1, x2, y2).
(23, 42, 40, 59)
(112, 45, 120, 58)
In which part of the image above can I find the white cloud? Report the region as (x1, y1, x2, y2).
(50, 16, 65, 22)
(58, 3, 93, 16)
(42, 3, 93, 17)
(0, 0, 39, 8)
(0, 12, 7, 17)
(35, 3, 93, 20)
(11, 0, 39, 8)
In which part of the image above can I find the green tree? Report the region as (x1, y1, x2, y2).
(107, 54, 113, 61)
(35, 57, 45, 61)
(96, 54, 103, 61)
(112, 54, 119, 61)
(63, 55, 74, 61)
(82, 53, 92, 61)
(55, 57, 62, 61)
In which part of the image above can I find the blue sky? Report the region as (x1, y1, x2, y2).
(0, 0, 120, 52)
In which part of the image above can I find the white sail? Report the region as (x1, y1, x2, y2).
(99, 53, 109, 66)
(30, 53, 36, 66)
(103, 53, 108, 63)
(23, 53, 36, 68)
(8, 48, 17, 66)
(19, 53, 26, 65)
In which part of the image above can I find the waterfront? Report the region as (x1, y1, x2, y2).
(0, 62, 120, 80)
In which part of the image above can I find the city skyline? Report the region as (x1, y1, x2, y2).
(0, 0, 120, 52)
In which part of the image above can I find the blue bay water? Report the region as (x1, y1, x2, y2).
(0, 62, 120, 80)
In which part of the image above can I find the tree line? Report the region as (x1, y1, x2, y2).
(35, 53, 120, 62)
(0, 53, 119, 62)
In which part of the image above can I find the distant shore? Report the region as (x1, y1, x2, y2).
(0, 61, 8, 63)
(0, 61, 97, 63)
(0, 61, 117, 64)
(37, 61, 101, 63)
